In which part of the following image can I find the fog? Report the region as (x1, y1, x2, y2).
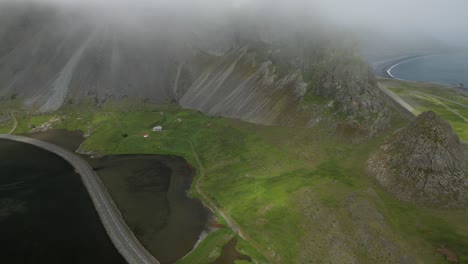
(0, 0, 466, 112)
(318, 0, 468, 52)
(319, 0, 468, 37)
(2, 0, 468, 51)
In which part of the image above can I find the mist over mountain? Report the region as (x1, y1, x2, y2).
(3, 0, 467, 55)
(0, 0, 394, 133)
(1, 0, 466, 131)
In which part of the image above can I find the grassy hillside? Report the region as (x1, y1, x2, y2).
(379, 78, 468, 141)
(1, 103, 467, 263)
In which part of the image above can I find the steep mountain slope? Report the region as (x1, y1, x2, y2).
(179, 48, 308, 125)
(0, 4, 180, 109)
(0, 2, 389, 132)
(368, 111, 468, 208)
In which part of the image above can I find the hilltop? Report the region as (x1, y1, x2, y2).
(368, 111, 468, 208)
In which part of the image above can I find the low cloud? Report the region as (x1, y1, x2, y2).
(1, 0, 467, 49)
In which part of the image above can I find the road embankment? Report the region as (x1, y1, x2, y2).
(378, 84, 416, 120)
(0, 134, 159, 264)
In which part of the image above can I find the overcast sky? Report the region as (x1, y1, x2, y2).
(3, 0, 468, 47)
(235, 0, 468, 45)
(317, 0, 468, 41)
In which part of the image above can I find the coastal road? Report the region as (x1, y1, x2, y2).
(0, 134, 159, 264)
(378, 84, 416, 119)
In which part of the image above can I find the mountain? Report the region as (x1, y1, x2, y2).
(368, 111, 468, 208)
(0, 2, 389, 132)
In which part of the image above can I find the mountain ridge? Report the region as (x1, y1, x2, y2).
(0, 2, 389, 134)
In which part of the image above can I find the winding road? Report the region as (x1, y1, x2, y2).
(0, 134, 159, 264)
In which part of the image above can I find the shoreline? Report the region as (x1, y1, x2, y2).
(385, 55, 428, 80)
(374, 53, 467, 90)
(373, 54, 428, 79)
(0, 134, 160, 264)
(24, 129, 213, 263)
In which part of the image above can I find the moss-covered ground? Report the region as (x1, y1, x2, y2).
(1, 101, 467, 263)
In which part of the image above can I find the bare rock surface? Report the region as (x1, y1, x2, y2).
(368, 111, 468, 208)
(312, 52, 389, 129)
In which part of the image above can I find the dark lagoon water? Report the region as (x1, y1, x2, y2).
(0, 139, 126, 264)
(1, 129, 245, 263)
(388, 52, 468, 86)
(3, 129, 211, 263)
(91, 155, 210, 264)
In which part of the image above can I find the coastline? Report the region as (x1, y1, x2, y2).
(24, 129, 212, 263)
(0, 134, 160, 264)
(373, 54, 428, 79)
(385, 56, 428, 80)
(373, 53, 468, 91)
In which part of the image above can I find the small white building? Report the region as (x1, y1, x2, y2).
(152, 126, 163, 132)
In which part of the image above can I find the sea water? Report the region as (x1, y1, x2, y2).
(389, 52, 468, 87)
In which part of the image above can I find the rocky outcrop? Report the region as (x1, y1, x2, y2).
(368, 111, 468, 208)
(313, 56, 388, 126)
(177, 43, 389, 130)
(178, 48, 308, 126)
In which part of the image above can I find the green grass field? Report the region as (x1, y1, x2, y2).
(1, 102, 467, 263)
(380, 78, 468, 141)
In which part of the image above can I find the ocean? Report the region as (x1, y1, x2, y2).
(388, 52, 468, 87)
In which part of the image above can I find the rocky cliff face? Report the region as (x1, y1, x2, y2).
(368, 111, 468, 208)
(0, 2, 390, 132)
(178, 48, 309, 126)
(311, 52, 388, 128)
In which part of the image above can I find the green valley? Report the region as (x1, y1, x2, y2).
(2, 99, 467, 263)
(379, 78, 468, 141)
